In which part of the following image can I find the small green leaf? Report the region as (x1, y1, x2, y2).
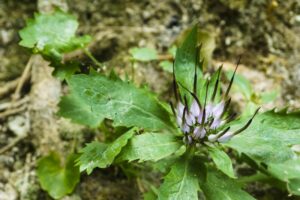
(225, 110, 300, 163)
(158, 156, 201, 200)
(159, 61, 173, 73)
(76, 142, 107, 174)
(37, 152, 80, 199)
(19, 10, 91, 62)
(208, 147, 235, 178)
(52, 61, 80, 80)
(58, 73, 174, 130)
(77, 128, 136, 174)
(117, 133, 182, 162)
(200, 167, 255, 200)
(129, 47, 158, 62)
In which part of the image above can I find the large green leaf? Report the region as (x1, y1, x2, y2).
(19, 10, 91, 62)
(208, 147, 235, 178)
(37, 152, 80, 199)
(267, 158, 300, 195)
(224, 110, 300, 163)
(158, 156, 201, 200)
(200, 167, 255, 200)
(117, 133, 182, 162)
(77, 128, 136, 174)
(58, 74, 174, 130)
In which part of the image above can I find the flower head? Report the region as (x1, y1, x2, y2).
(170, 57, 259, 145)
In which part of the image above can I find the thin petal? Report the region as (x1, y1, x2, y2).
(190, 99, 201, 117)
(217, 132, 234, 143)
(212, 101, 225, 118)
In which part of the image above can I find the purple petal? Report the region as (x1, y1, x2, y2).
(185, 113, 196, 126)
(181, 123, 190, 133)
(212, 101, 225, 118)
(205, 103, 214, 118)
(190, 100, 201, 117)
(193, 127, 206, 139)
(210, 118, 222, 129)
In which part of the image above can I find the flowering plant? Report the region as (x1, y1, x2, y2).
(19, 10, 300, 198)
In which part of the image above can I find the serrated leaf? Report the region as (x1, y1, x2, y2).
(208, 147, 235, 178)
(77, 128, 136, 174)
(19, 10, 91, 62)
(37, 152, 80, 199)
(224, 110, 300, 163)
(158, 156, 201, 200)
(58, 73, 174, 130)
(200, 167, 255, 200)
(129, 47, 158, 61)
(117, 133, 182, 162)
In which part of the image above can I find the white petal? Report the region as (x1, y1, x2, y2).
(177, 102, 185, 118)
(217, 132, 234, 143)
(208, 134, 218, 142)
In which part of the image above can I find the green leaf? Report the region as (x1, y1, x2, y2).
(174, 26, 199, 95)
(52, 61, 80, 80)
(19, 10, 91, 62)
(159, 60, 173, 73)
(267, 158, 300, 195)
(225, 110, 300, 163)
(158, 156, 201, 200)
(76, 128, 136, 174)
(117, 133, 182, 162)
(129, 47, 158, 62)
(200, 167, 255, 200)
(58, 93, 103, 127)
(58, 73, 174, 130)
(37, 152, 80, 199)
(208, 147, 235, 178)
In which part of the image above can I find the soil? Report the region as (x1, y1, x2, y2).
(0, 0, 300, 199)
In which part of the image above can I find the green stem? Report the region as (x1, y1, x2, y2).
(83, 48, 103, 69)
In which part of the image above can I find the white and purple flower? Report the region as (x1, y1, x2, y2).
(170, 59, 259, 145)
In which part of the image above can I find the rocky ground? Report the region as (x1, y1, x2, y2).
(0, 0, 300, 199)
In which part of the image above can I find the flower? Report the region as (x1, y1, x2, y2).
(170, 58, 259, 145)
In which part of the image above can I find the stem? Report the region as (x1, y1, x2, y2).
(83, 48, 103, 69)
